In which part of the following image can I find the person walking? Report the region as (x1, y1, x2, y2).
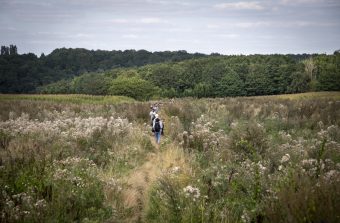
(152, 114, 163, 144)
(153, 103, 159, 113)
(149, 106, 156, 126)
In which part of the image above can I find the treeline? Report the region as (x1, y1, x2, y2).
(0, 46, 206, 93)
(38, 53, 340, 100)
(1, 45, 18, 56)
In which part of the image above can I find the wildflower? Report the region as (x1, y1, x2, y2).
(302, 159, 318, 166)
(258, 162, 267, 172)
(280, 154, 290, 163)
(183, 185, 200, 200)
(241, 210, 250, 223)
(230, 122, 238, 128)
(324, 170, 339, 182)
(6, 200, 14, 208)
(317, 129, 328, 140)
(317, 121, 324, 129)
(35, 199, 47, 209)
(170, 166, 180, 174)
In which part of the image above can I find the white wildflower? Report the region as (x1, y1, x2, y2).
(183, 185, 200, 200)
(280, 154, 290, 163)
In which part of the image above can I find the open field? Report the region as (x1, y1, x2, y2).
(0, 94, 135, 104)
(1, 92, 340, 222)
(260, 91, 340, 100)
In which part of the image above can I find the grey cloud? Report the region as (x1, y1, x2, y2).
(1, 0, 339, 55)
(214, 1, 265, 10)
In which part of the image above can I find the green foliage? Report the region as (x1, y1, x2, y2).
(109, 76, 159, 100)
(3, 48, 339, 98)
(146, 177, 183, 223)
(217, 70, 245, 96)
(37, 79, 73, 94)
(231, 121, 269, 158)
(46, 158, 112, 222)
(0, 130, 12, 149)
(287, 71, 309, 93)
(0, 138, 112, 222)
(265, 171, 340, 223)
(1, 93, 340, 222)
(0, 48, 206, 93)
(245, 64, 271, 95)
(72, 73, 112, 95)
(146, 64, 182, 90)
(316, 63, 340, 91)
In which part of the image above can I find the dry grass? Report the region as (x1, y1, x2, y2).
(252, 91, 340, 100)
(118, 142, 191, 222)
(1, 92, 339, 222)
(0, 94, 135, 104)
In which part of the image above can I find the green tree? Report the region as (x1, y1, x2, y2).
(287, 71, 309, 93)
(108, 76, 158, 100)
(314, 54, 340, 91)
(245, 64, 271, 96)
(9, 45, 18, 55)
(216, 70, 245, 97)
(148, 64, 182, 90)
(192, 83, 212, 98)
(72, 73, 112, 95)
(37, 79, 73, 94)
(1, 46, 9, 55)
(204, 59, 228, 90)
(316, 63, 340, 91)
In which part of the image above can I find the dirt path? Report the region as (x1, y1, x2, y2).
(120, 135, 187, 222)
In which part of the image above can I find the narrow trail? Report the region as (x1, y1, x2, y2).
(112, 107, 189, 222)
(120, 134, 187, 222)
(121, 135, 159, 207)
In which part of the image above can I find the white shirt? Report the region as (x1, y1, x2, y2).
(149, 111, 156, 121)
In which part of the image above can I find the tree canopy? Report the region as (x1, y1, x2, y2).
(1, 45, 340, 99)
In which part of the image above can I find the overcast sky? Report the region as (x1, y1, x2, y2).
(1, 0, 340, 55)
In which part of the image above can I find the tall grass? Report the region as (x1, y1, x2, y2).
(0, 94, 135, 104)
(1, 92, 339, 222)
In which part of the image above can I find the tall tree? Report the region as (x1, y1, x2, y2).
(9, 45, 18, 55)
(1, 46, 10, 55)
(303, 57, 316, 81)
(217, 71, 245, 97)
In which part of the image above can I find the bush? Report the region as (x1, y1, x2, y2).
(109, 76, 159, 100)
(72, 73, 112, 95)
(264, 171, 340, 223)
(37, 79, 73, 94)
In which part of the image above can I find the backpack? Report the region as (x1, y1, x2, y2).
(154, 118, 161, 132)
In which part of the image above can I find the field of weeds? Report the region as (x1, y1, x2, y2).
(1, 92, 340, 223)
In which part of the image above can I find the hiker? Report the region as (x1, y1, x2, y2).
(153, 103, 159, 113)
(152, 114, 164, 144)
(149, 106, 156, 126)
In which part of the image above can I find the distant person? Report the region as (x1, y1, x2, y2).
(149, 105, 156, 126)
(153, 103, 159, 113)
(152, 114, 164, 144)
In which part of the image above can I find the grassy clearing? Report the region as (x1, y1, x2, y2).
(0, 91, 339, 222)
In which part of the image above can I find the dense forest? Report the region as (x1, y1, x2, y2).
(1, 45, 339, 99)
(0, 46, 206, 93)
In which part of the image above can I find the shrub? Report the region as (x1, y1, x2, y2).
(109, 76, 159, 100)
(264, 170, 340, 223)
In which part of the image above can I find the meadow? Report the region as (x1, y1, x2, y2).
(0, 92, 339, 223)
